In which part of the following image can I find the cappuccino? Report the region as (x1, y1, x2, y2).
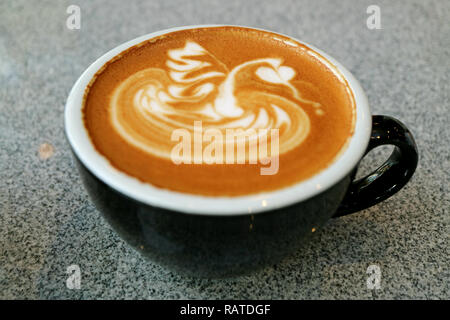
(83, 26, 355, 196)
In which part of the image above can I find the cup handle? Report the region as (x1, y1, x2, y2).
(333, 115, 418, 217)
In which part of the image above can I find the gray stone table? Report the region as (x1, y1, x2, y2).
(0, 0, 448, 299)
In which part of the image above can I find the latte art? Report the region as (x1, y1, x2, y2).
(83, 27, 355, 196)
(110, 41, 322, 162)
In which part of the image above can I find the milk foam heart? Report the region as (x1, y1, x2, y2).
(110, 41, 317, 163)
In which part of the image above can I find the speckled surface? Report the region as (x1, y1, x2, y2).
(0, 0, 449, 299)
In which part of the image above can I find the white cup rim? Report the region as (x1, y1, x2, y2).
(65, 24, 372, 216)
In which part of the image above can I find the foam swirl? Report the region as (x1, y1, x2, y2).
(110, 41, 322, 162)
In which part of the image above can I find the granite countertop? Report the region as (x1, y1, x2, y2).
(1, 0, 448, 299)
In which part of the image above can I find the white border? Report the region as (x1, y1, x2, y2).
(65, 25, 372, 216)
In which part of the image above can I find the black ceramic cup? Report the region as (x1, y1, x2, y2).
(65, 26, 418, 277)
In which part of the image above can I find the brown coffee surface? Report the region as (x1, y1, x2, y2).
(83, 26, 355, 196)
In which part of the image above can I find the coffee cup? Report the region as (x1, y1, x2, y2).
(65, 25, 418, 277)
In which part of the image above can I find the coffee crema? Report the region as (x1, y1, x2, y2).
(83, 26, 355, 196)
